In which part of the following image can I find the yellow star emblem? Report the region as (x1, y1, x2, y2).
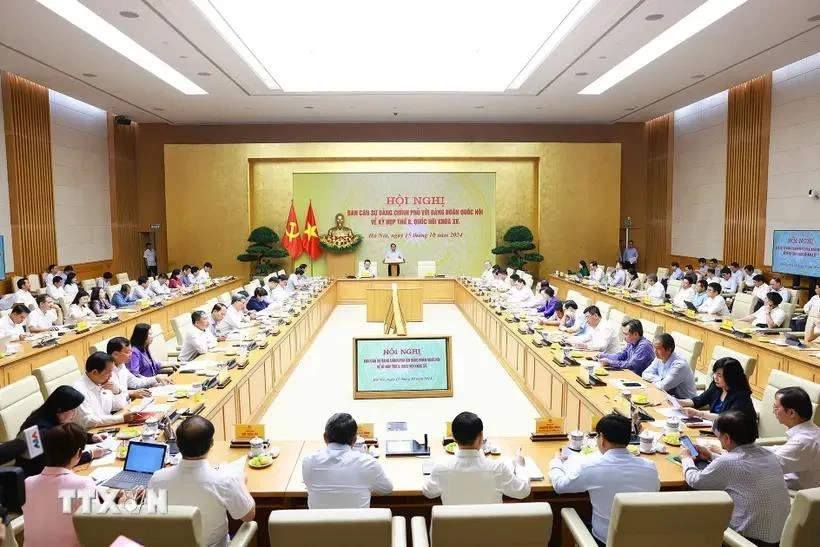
(304, 223, 318, 239)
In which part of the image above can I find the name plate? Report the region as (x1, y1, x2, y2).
(622, 289, 630, 297)
(76, 320, 89, 331)
(535, 417, 565, 435)
(642, 297, 652, 305)
(138, 299, 151, 310)
(664, 303, 673, 312)
(358, 422, 375, 439)
(721, 319, 734, 330)
(685, 309, 697, 319)
(607, 287, 619, 294)
(234, 424, 265, 441)
(445, 421, 453, 438)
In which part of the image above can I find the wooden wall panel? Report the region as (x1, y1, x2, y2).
(644, 114, 673, 272)
(1, 72, 57, 275)
(109, 118, 142, 278)
(724, 74, 772, 266)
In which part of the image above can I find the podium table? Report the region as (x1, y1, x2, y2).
(366, 286, 422, 322)
(384, 257, 404, 277)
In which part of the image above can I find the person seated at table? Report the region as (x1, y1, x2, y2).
(768, 386, 820, 490)
(13, 277, 37, 309)
(180, 264, 193, 287)
(358, 259, 377, 278)
(149, 416, 256, 547)
(697, 282, 731, 316)
(247, 287, 269, 312)
(266, 274, 289, 306)
(678, 357, 755, 422)
(72, 352, 136, 427)
(179, 310, 218, 362)
(748, 274, 769, 309)
(522, 281, 548, 308)
(108, 337, 163, 411)
(608, 261, 626, 287)
(672, 274, 696, 308)
(549, 414, 660, 545)
(27, 294, 63, 333)
(129, 323, 177, 377)
(67, 290, 95, 321)
(704, 267, 721, 285)
(423, 411, 530, 504)
(303, 412, 393, 508)
(534, 286, 559, 318)
(16, 385, 109, 477)
(46, 274, 66, 301)
(567, 306, 618, 353)
(803, 284, 820, 316)
(719, 267, 738, 295)
(770, 277, 791, 303)
(286, 267, 305, 293)
(577, 260, 590, 278)
(689, 279, 708, 308)
(132, 275, 151, 300)
(89, 287, 113, 316)
(209, 303, 229, 340)
(697, 257, 708, 275)
(557, 300, 585, 332)
(681, 411, 790, 547)
(0, 303, 29, 340)
(589, 261, 606, 284)
(641, 333, 697, 399)
(150, 272, 172, 297)
(807, 318, 820, 345)
(221, 294, 252, 332)
(644, 273, 666, 300)
(187, 266, 200, 285)
(168, 268, 183, 289)
(684, 264, 696, 278)
(627, 267, 642, 291)
(98, 271, 114, 290)
(669, 261, 684, 280)
(493, 269, 510, 292)
(63, 272, 79, 303)
(596, 319, 654, 375)
(742, 265, 757, 289)
(23, 423, 99, 547)
(111, 283, 137, 308)
(741, 291, 786, 328)
(507, 274, 534, 303)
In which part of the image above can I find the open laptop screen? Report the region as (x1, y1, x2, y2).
(124, 442, 166, 473)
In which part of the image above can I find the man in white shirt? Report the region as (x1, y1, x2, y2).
(672, 275, 696, 308)
(303, 413, 393, 508)
(770, 277, 791, 303)
(750, 274, 770, 304)
(549, 414, 660, 543)
(729, 262, 745, 287)
(221, 294, 251, 332)
(13, 278, 36, 310)
(44, 264, 58, 288)
(742, 292, 786, 328)
(589, 262, 606, 284)
(106, 337, 163, 410)
(642, 333, 697, 399)
(697, 283, 731, 316)
(286, 268, 304, 293)
(188, 266, 200, 285)
(644, 274, 666, 301)
(681, 411, 790, 546)
(72, 352, 135, 428)
(0, 304, 30, 340)
(705, 268, 721, 285)
(719, 268, 738, 295)
(493, 270, 510, 292)
(480, 261, 494, 284)
(506, 274, 534, 303)
(195, 262, 212, 283)
(143, 242, 157, 277)
(358, 259, 377, 278)
(742, 265, 756, 289)
(149, 416, 255, 547)
(179, 310, 218, 362)
(608, 261, 626, 287)
(769, 386, 820, 490)
(133, 276, 151, 300)
(423, 411, 530, 504)
(149, 273, 171, 297)
(46, 275, 66, 302)
(567, 306, 618, 353)
(267, 275, 289, 306)
(384, 243, 404, 277)
(209, 304, 228, 340)
(27, 295, 63, 333)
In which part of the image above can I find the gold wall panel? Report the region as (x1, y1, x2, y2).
(164, 142, 620, 280)
(109, 117, 143, 278)
(645, 114, 674, 272)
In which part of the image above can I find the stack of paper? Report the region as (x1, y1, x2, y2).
(523, 457, 544, 481)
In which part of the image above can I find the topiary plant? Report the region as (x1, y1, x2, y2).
(491, 225, 544, 271)
(237, 226, 289, 277)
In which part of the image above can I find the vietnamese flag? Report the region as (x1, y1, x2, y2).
(282, 201, 303, 258)
(303, 201, 321, 259)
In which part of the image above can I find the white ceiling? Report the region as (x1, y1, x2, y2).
(0, 0, 818, 125)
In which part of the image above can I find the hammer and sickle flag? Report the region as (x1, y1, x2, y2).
(283, 201, 303, 258)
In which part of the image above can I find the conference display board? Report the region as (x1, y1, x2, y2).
(772, 230, 820, 277)
(293, 172, 495, 276)
(353, 335, 453, 399)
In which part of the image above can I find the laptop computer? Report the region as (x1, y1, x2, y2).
(101, 441, 167, 489)
(684, 301, 698, 312)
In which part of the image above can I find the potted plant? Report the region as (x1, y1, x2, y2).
(237, 226, 289, 280)
(491, 225, 544, 271)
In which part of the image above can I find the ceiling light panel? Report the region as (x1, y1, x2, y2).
(579, 0, 749, 95)
(204, 0, 585, 92)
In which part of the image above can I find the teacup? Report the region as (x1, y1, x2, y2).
(665, 418, 681, 433)
(567, 430, 585, 450)
(639, 431, 654, 453)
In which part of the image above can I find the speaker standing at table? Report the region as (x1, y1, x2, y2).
(383, 243, 405, 277)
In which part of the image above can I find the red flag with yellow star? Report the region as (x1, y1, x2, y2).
(303, 201, 321, 259)
(282, 201, 303, 258)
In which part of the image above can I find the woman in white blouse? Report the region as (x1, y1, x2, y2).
(804, 284, 820, 317)
(68, 290, 96, 322)
(63, 272, 79, 304)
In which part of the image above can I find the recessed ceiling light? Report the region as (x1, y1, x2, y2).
(243, 106, 252, 110)
(179, 55, 188, 59)
(153, 107, 165, 111)
(808, 14, 820, 22)
(579, 0, 748, 95)
(625, 107, 635, 111)
(197, 71, 211, 76)
(191, 0, 281, 90)
(119, 11, 139, 18)
(535, 106, 543, 110)
(474, 105, 485, 109)
(303, 106, 314, 109)
(598, 55, 607, 60)
(645, 13, 664, 21)
(35, 0, 206, 95)
(575, 71, 589, 76)
(507, 0, 599, 90)
(81, 72, 96, 78)
(691, 74, 706, 79)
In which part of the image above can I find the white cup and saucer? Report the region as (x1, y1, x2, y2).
(567, 430, 585, 451)
(664, 418, 681, 434)
(638, 430, 655, 454)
